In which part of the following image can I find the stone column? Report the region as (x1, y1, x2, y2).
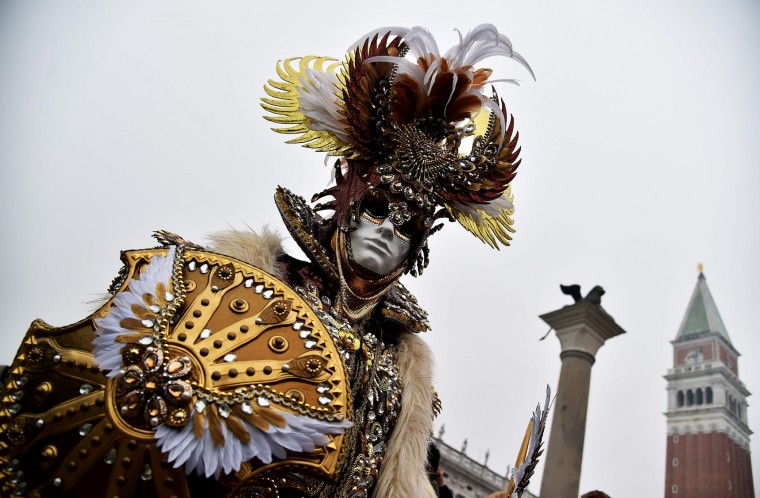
(539, 301, 625, 498)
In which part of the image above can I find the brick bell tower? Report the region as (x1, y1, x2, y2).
(664, 268, 755, 497)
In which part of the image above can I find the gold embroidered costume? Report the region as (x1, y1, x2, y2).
(0, 24, 547, 498)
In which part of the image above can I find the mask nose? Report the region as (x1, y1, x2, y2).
(376, 218, 395, 239)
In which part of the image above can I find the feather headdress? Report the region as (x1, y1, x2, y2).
(262, 24, 532, 254)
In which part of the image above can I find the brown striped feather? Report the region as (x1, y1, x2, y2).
(235, 408, 270, 432)
(130, 303, 151, 320)
(193, 409, 206, 438)
(224, 414, 252, 444)
(258, 407, 287, 428)
(206, 405, 225, 447)
(114, 333, 148, 344)
(119, 317, 149, 332)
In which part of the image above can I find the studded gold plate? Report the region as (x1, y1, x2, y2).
(0, 248, 349, 497)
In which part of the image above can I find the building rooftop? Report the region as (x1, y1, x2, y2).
(675, 271, 731, 344)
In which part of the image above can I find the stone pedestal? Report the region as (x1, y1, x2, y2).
(539, 302, 625, 498)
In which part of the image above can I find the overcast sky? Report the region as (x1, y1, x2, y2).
(1, 1, 758, 497)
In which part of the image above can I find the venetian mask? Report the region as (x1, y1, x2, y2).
(348, 214, 411, 275)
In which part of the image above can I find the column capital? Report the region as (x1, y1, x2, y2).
(541, 302, 626, 359)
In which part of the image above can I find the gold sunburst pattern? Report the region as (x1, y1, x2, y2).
(0, 248, 352, 497)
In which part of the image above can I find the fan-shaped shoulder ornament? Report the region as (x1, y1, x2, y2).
(0, 245, 352, 497)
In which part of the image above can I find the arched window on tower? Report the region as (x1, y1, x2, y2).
(677, 391, 684, 407)
(687, 389, 694, 406)
(737, 404, 742, 421)
(706, 387, 713, 404)
(696, 388, 704, 405)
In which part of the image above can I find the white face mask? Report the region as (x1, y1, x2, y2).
(349, 215, 411, 275)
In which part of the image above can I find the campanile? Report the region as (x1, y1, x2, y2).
(664, 270, 755, 497)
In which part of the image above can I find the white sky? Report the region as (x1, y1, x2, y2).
(1, 1, 758, 497)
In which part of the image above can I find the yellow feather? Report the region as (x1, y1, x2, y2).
(260, 98, 295, 109)
(447, 186, 516, 249)
(261, 55, 352, 156)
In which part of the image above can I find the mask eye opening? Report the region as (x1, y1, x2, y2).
(360, 194, 389, 219)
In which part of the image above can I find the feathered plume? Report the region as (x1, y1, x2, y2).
(93, 247, 176, 375)
(505, 385, 552, 497)
(93, 247, 352, 479)
(156, 403, 350, 478)
(262, 56, 354, 156)
(262, 24, 533, 250)
(361, 24, 533, 131)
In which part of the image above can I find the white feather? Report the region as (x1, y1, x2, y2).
(356, 25, 531, 137)
(360, 24, 532, 87)
(510, 385, 552, 496)
(155, 405, 351, 478)
(92, 246, 175, 374)
(298, 67, 352, 144)
(448, 194, 514, 223)
(444, 24, 535, 80)
(403, 26, 441, 59)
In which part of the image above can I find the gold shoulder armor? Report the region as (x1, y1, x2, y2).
(0, 246, 351, 497)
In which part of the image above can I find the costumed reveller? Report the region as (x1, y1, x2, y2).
(0, 25, 545, 497)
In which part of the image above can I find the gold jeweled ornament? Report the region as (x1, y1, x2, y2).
(263, 26, 532, 257)
(0, 248, 350, 497)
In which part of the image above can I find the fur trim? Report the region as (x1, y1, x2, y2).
(374, 331, 436, 498)
(206, 226, 285, 279)
(86, 293, 115, 314)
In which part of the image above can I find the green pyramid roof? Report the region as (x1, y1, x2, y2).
(676, 272, 731, 344)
